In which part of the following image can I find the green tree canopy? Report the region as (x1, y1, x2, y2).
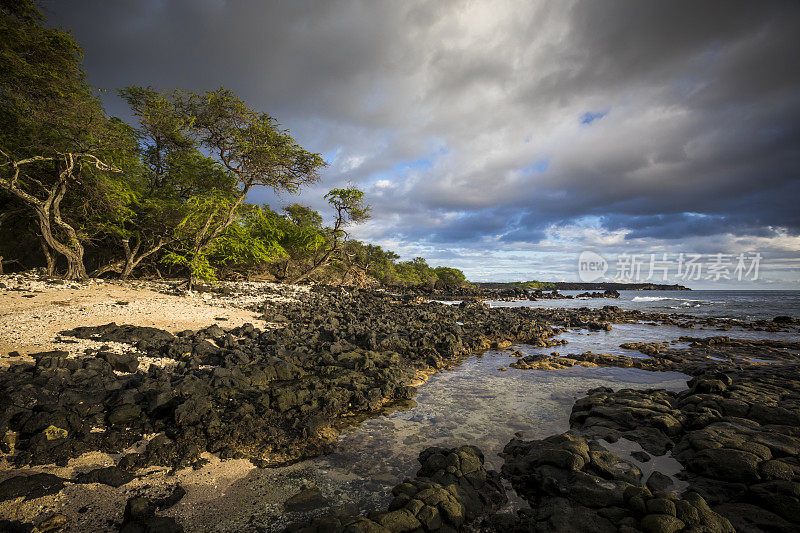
(434, 266, 467, 288)
(114, 86, 326, 286)
(0, 2, 136, 279)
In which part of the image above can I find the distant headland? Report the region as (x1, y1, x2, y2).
(474, 281, 690, 291)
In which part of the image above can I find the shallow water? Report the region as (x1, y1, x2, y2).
(318, 350, 689, 479)
(226, 325, 693, 531)
(541, 322, 800, 357)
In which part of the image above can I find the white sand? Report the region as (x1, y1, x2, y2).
(0, 274, 320, 531)
(0, 275, 308, 363)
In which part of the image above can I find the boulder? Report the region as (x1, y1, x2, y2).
(100, 352, 139, 373)
(283, 487, 329, 512)
(75, 466, 134, 488)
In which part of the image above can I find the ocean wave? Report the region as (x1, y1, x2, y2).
(632, 296, 717, 305)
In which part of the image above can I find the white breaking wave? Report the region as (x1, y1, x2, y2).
(632, 296, 718, 305)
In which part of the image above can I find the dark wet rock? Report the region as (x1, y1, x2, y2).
(639, 513, 684, 533)
(75, 466, 134, 487)
(501, 431, 733, 532)
(0, 473, 65, 501)
(713, 502, 795, 533)
(108, 404, 142, 426)
(100, 352, 139, 373)
(568, 361, 800, 531)
(620, 342, 669, 357)
(62, 323, 176, 349)
(10, 286, 781, 472)
(645, 471, 674, 494)
(0, 519, 34, 533)
(285, 445, 506, 532)
(510, 353, 591, 371)
(120, 496, 184, 533)
(2, 285, 799, 531)
(570, 388, 682, 455)
(458, 297, 487, 309)
(631, 450, 651, 462)
(152, 485, 187, 510)
(686, 447, 762, 483)
(576, 290, 620, 299)
(3, 287, 567, 469)
(284, 486, 329, 512)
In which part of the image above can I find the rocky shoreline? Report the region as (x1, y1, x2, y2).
(0, 282, 798, 531)
(284, 307, 800, 532)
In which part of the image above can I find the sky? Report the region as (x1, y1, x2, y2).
(45, 0, 800, 289)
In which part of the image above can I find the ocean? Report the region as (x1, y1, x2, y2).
(490, 289, 800, 321)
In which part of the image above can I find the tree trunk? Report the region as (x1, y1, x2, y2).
(39, 237, 55, 276)
(1, 152, 119, 281)
(121, 263, 134, 280)
(51, 178, 87, 280)
(339, 265, 351, 285)
(93, 237, 166, 280)
(93, 261, 123, 278)
(64, 250, 86, 280)
(287, 246, 338, 285)
(34, 206, 85, 280)
(183, 187, 251, 289)
(120, 238, 138, 280)
(186, 254, 201, 291)
(121, 237, 166, 280)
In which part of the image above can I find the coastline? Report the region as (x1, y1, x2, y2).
(0, 276, 798, 532)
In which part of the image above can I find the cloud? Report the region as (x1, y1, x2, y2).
(45, 0, 800, 286)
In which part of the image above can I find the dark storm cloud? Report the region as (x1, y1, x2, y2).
(44, 0, 800, 283)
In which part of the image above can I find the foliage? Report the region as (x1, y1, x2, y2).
(392, 257, 436, 287)
(160, 250, 218, 283)
(339, 240, 400, 283)
(0, 2, 138, 279)
(207, 206, 287, 276)
(324, 187, 371, 228)
(180, 88, 326, 194)
(0, 3, 468, 287)
(283, 203, 322, 228)
(518, 280, 556, 290)
(434, 266, 467, 288)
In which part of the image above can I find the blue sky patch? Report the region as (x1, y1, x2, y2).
(522, 158, 550, 174)
(580, 111, 607, 125)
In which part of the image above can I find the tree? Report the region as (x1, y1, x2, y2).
(434, 266, 466, 288)
(93, 87, 231, 279)
(0, 153, 124, 279)
(203, 205, 286, 279)
(0, 2, 133, 279)
(287, 186, 370, 284)
(268, 204, 326, 281)
(165, 88, 325, 287)
(363, 244, 400, 282)
(283, 203, 323, 228)
(334, 240, 401, 285)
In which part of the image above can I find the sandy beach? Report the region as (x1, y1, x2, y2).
(0, 274, 310, 361)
